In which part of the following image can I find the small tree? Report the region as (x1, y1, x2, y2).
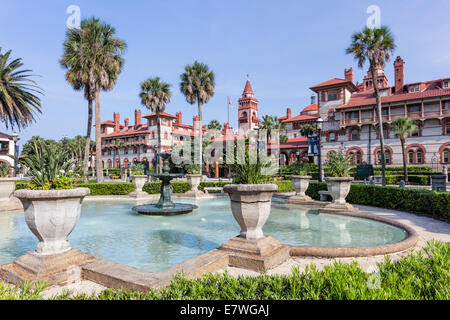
(391, 117, 417, 183)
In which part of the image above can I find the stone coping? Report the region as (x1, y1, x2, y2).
(223, 184, 278, 192)
(14, 187, 91, 199)
(289, 210, 419, 258)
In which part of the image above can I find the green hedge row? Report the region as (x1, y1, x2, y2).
(384, 175, 429, 185)
(305, 182, 449, 220)
(142, 181, 191, 194)
(10, 241, 446, 300)
(77, 183, 135, 195)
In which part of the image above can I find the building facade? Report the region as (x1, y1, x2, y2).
(0, 132, 17, 168)
(309, 57, 450, 168)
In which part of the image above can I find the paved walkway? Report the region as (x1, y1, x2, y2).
(39, 201, 449, 299)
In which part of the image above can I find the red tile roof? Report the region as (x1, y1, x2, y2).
(243, 80, 254, 94)
(281, 114, 318, 123)
(267, 137, 308, 149)
(310, 78, 356, 91)
(337, 87, 450, 109)
(143, 112, 176, 119)
(301, 103, 318, 113)
(102, 129, 149, 138)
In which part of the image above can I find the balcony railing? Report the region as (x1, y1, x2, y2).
(0, 150, 10, 155)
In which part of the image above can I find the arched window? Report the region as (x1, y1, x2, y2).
(348, 148, 362, 165)
(377, 149, 391, 165)
(151, 132, 155, 139)
(406, 145, 426, 164)
(408, 150, 414, 164)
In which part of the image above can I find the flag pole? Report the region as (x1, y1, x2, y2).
(227, 97, 229, 125)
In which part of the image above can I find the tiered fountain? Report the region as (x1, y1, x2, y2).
(133, 153, 198, 215)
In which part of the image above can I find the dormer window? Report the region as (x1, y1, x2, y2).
(409, 85, 419, 93)
(327, 91, 337, 101)
(444, 81, 449, 88)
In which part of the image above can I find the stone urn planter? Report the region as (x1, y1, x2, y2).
(320, 177, 358, 213)
(285, 175, 313, 204)
(0, 177, 23, 211)
(223, 184, 278, 240)
(13, 188, 90, 255)
(184, 174, 204, 197)
(219, 183, 290, 271)
(129, 175, 148, 198)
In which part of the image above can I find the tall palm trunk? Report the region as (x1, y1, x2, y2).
(400, 137, 408, 183)
(370, 62, 386, 186)
(197, 100, 203, 175)
(83, 100, 92, 183)
(95, 91, 104, 182)
(156, 110, 161, 174)
(117, 146, 121, 175)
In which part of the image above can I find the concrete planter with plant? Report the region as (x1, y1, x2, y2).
(219, 139, 289, 271)
(12, 140, 90, 255)
(320, 152, 358, 213)
(285, 164, 315, 204)
(184, 164, 205, 197)
(129, 163, 148, 198)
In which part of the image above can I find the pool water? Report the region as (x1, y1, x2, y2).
(0, 198, 407, 272)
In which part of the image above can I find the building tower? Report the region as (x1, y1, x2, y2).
(238, 80, 260, 132)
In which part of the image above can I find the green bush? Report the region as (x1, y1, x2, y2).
(305, 182, 449, 221)
(383, 175, 429, 185)
(198, 181, 230, 192)
(142, 181, 191, 194)
(24, 241, 448, 300)
(78, 183, 134, 195)
(269, 180, 294, 192)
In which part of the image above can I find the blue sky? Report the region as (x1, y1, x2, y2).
(1, 0, 450, 146)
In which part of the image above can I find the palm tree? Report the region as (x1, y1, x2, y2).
(391, 117, 417, 183)
(61, 27, 95, 182)
(346, 26, 396, 186)
(180, 61, 215, 174)
(61, 17, 126, 183)
(299, 123, 318, 138)
(0, 48, 42, 129)
(139, 77, 171, 174)
(112, 139, 125, 175)
(207, 119, 222, 131)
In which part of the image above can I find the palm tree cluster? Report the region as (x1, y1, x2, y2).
(391, 117, 417, 183)
(61, 17, 127, 182)
(260, 115, 288, 143)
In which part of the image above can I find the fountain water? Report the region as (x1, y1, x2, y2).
(133, 153, 198, 215)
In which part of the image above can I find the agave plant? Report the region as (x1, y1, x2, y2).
(228, 138, 275, 184)
(131, 163, 145, 175)
(18, 140, 81, 189)
(324, 152, 352, 178)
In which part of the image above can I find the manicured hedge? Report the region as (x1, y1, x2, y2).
(5, 241, 446, 300)
(384, 174, 429, 185)
(142, 181, 191, 194)
(78, 183, 134, 195)
(306, 182, 450, 221)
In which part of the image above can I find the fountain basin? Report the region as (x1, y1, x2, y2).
(132, 203, 198, 215)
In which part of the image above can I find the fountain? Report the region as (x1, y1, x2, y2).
(133, 153, 198, 215)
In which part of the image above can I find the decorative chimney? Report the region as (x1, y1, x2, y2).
(286, 108, 291, 119)
(134, 109, 141, 127)
(114, 112, 120, 132)
(176, 112, 182, 125)
(124, 118, 129, 128)
(394, 56, 405, 94)
(193, 115, 199, 131)
(345, 67, 353, 83)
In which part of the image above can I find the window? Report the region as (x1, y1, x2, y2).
(383, 127, 389, 139)
(443, 101, 450, 110)
(329, 112, 335, 120)
(350, 129, 359, 141)
(447, 123, 450, 135)
(408, 151, 414, 164)
(409, 85, 419, 93)
(408, 105, 420, 113)
(349, 149, 362, 165)
(329, 132, 336, 141)
(411, 128, 420, 137)
(444, 149, 449, 163)
(382, 108, 389, 116)
(417, 150, 423, 164)
(377, 150, 391, 165)
(293, 133, 297, 138)
(327, 91, 337, 101)
(444, 81, 449, 88)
